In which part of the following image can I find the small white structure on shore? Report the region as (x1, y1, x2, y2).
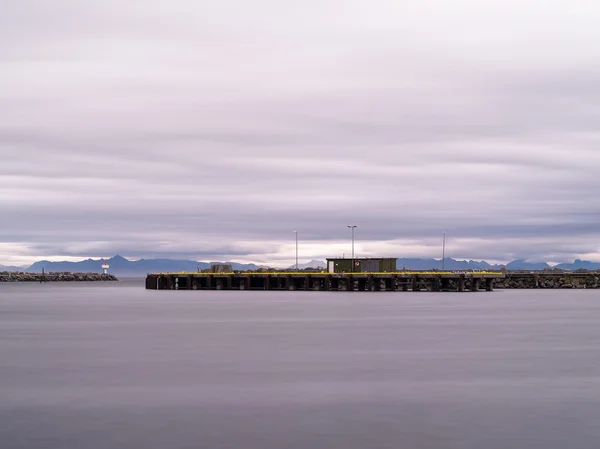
(102, 261, 110, 274)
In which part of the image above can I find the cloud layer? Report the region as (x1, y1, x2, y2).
(2, 0, 600, 265)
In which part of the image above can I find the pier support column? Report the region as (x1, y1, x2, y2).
(486, 278, 494, 292)
(304, 276, 310, 291)
(346, 276, 354, 291)
(391, 276, 398, 292)
(441, 278, 450, 292)
(412, 277, 419, 292)
(458, 275, 465, 292)
(381, 278, 388, 291)
(367, 275, 375, 291)
(471, 279, 480, 292)
(227, 276, 233, 290)
(357, 278, 367, 291)
(241, 276, 249, 290)
(264, 275, 270, 291)
(430, 278, 440, 292)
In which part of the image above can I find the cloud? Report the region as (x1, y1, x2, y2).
(2, 0, 600, 265)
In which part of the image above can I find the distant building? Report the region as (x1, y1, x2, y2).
(210, 263, 233, 273)
(326, 258, 396, 273)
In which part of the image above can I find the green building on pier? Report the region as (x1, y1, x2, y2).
(326, 258, 397, 273)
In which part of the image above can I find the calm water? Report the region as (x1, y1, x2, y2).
(2, 280, 600, 449)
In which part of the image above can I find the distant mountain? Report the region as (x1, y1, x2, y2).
(0, 264, 27, 272)
(28, 258, 108, 274)
(396, 258, 500, 271)
(26, 256, 261, 277)
(554, 259, 600, 271)
(505, 259, 551, 271)
(15, 256, 600, 276)
(397, 258, 576, 271)
(288, 260, 326, 269)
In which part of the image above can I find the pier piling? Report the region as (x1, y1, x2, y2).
(146, 272, 504, 293)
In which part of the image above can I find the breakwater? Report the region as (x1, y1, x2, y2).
(0, 272, 118, 282)
(495, 272, 600, 289)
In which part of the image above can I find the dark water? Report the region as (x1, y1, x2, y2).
(2, 280, 600, 449)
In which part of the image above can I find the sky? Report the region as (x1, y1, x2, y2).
(2, 0, 600, 266)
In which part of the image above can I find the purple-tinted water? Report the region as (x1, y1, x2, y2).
(2, 279, 600, 448)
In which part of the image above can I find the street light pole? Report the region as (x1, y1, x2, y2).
(347, 225, 357, 271)
(442, 232, 446, 271)
(293, 231, 298, 271)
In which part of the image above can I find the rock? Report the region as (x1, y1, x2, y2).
(492, 273, 600, 289)
(0, 272, 118, 282)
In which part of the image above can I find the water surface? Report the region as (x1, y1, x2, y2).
(2, 280, 600, 448)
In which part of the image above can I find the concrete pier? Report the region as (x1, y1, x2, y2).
(146, 272, 504, 292)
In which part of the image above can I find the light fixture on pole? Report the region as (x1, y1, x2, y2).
(347, 225, 357, 271)
(293, 230, 298, 271)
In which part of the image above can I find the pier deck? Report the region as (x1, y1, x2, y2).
(146, 272, 503, 292)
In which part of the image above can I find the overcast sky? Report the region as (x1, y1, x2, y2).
(2, 0, 600, 266)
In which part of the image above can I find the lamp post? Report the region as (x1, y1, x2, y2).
(442, 232, 446, 271)
(347, 225, 357, 271)
(293, 230, 298, 271)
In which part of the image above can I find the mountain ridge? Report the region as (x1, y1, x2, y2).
(0, 264, 29, 272)
(288, 260, 327, 270)
(14, 256, 600, 276)
(26, 256, 262, 276)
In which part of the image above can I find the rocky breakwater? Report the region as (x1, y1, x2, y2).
(0, 272, 118, 282)
(494, 272, 600, 289)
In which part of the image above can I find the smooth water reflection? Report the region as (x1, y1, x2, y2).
(2, 280, 600, 448)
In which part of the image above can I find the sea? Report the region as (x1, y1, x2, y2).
(2, 279, 600, 449)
